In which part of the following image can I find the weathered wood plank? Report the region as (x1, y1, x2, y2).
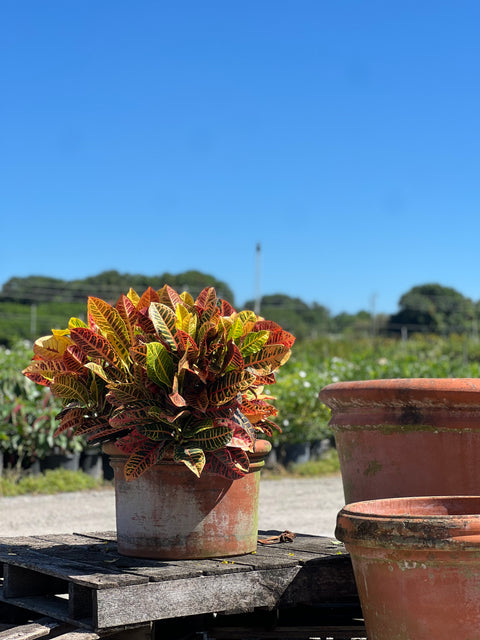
(94, 568, 301, 629)
(0, 618, 61, 640)
(0, 546, 147, 590)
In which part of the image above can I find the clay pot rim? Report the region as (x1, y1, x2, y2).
(319, 378, 480, 409)
(336, 495, 480, 548)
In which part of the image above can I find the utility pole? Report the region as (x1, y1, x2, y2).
(370, 293, 377, 338)
(254, 243, 262, 315)
(30, 303, 37, 338)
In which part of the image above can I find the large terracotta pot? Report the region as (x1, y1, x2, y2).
(319, 378, 480, 503)
(336, 495, 480, 639)
(104, 440, 271, 559)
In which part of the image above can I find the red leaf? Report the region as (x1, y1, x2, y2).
(136, 287, 160, 311)
(220, 299, 236, 317)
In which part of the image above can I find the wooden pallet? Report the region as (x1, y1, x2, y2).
(0, 532, 359, 635)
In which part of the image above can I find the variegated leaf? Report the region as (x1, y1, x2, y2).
(63, 345, 87, 372)
(136, 287, 160, 311)
(158, 284, 183, 309)
(106, 382, 152, 406)
(266, 328, 295, 349)
(54, 407, 85, 435)
(23, 359, 67, 382)
(175, 329, 199, 355)
(223, 342, 245, 373)
(50, 374, 91, 405)
(87, 297, 131, 361)
(115, 294, 137, 340)
(68, 317, 88, 329)
(174, 446, 206, 477)
(243, 344, 291, 370)
(124, 440, 164, 481)
(72, 415, 111, 436)
(209, 370, 256, 406)
(127, 287, 140, 306)
(227, 316, 244, 341)
(109, 406, 152, 429)
(189, 424, 233, 451)
(238, 310, 258, 325)
(22, 370, 50, 386)
(254, 418, 280, 437)
(239, 330, 270, 356)
(220, 299, 236, 317)
(84, 362, 114, 383)
(33, 334, 72, 360)
(204, 448, 249, 479)
(180, 290, 194, 305)
(129, 344, 148, 368)
(195, 287, 219, 322)
(146, 342, 174, 389)
(175, 304, 197, 336)
(70, 327, 117, 364)
(148, 303, 178, 351)
(138, 422, 174, 441)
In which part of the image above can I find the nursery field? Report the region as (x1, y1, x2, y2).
(1, 334, 479, 476)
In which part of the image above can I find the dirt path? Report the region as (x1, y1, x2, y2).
(0, 474, 345, 539)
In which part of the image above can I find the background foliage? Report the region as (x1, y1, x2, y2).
(2, 271, 480, 471)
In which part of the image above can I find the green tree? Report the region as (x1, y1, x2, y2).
(388, 284, 476, 336)
(244, 294, 330, 340)
(0, 270, 234, 305)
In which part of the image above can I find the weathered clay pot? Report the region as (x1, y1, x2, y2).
(336, 495, 480, 640)
(319, 378, 480, 503)
(104, 440, 271, 559)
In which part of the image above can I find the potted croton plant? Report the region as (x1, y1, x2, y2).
(23, 285, 294, 559)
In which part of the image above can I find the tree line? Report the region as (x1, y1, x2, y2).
(0, 272, 478, 346)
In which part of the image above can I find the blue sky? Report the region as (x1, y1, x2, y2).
(2, 1, 480, 315)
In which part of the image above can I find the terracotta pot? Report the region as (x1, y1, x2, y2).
(104, 440, 271, 559)
(319, 378, 480, 503)
(336, 495, 480, 639)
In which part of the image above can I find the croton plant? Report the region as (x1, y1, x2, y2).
(23, 285, 294, 481)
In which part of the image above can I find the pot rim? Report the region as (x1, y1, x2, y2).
(319, 378, 480, 410)
(336, 495, 480, 549)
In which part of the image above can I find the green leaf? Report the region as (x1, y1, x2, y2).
(190, 424, 234, 451)
(227, 316, 244, 341)
(84, 362, 113, 383)
(174, 445, 206, 477)
(68, 317, 88, 329)
(146, 342, 174, 389)
(149, 303, 178, 351)
(240, 331, 270, 356)
(138, 422, 174, 441)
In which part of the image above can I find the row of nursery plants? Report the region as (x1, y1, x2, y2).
(2, 330, 480, 471)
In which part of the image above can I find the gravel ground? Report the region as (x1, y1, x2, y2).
(0, 474, 345, 539)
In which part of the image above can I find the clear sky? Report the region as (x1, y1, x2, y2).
(2, 1, 480, 315)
